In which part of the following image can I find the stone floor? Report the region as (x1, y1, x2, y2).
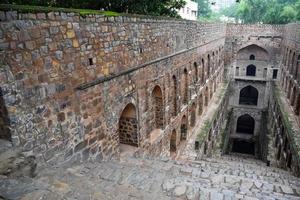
(1, 153, 300, 200)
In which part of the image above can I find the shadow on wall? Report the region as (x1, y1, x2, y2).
(0, 87, 11, 141)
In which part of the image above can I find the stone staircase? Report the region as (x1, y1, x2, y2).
(0, 154, 299, 200)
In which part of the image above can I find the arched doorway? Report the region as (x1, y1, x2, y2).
(0, 87, 11, 141)
(170, 130, 177, 152)
(201, 58, 205, 83)
(291, 86, 296, 106)
(246, 65, 256, 76)
(204, 142, 208, 155)
(204, 86, 209, 106)
(119, 103, 138, 147)
(236, 114, 255, 134)
(239, 85, 258, 105)
(152, 86, 164, 129)
(194, 62, 198, 82)
(207, 54, 211, 77)
(182, 68, 188, 105)
(180, 115, 187, 141)
(172, 75, 177, 116)
(190, 103, 196, 127)
(198, 93, 203, 115)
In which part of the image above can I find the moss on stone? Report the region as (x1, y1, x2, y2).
(0, 4, 120, 17)
(196, 120, 211, 145)
(273, 83, 300, 161)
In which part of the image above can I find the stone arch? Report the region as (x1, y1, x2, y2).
(296, 55, 300, 80)
(194, 62, 198, 82)
(236, 114, 255, 134)
(170, 129, 177, 152)
(246, 65, 256, 76)
(201, 58, 205, 83)
(204, 142, 208, 155)
(119, 103, 138, 147)
(277, 144, 282, 160)
(190, 103, 196, 127)
(291, 52, 295, 73)
(207, 54, 211, 77)
(209, 82, 213, 99)
(287, 80, 292, 99)
(0, 87, 11, 141)
(212, 51, 215, 71)
(290, 86, 296, 106)
(239, 85, 258, 106)
(204, 86, 209, 106)
(249, 54, 255, 60)
(198, 93, 203, 115)
(152, 85, 164, 129)
(180, 115, 188, 141)
(237, 44, 269, 61)
(295, 93, 300, 115)
(182, 68, 188, 105)
(172, 75, 177, 116)
(287, 49, 291, 67)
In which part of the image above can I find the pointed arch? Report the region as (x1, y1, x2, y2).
(204, 86, 209, 106)
(201, 58, 205, 83)
(172, 75, 177, 116)
(190, 103, 196, 127)
(207, 54, 211, 77)
(239, 85, 258, 106)
(194, 62, 198, 82)
(246, 65, 256, 76)
(180, 115, 188, 141)
(0, 87, 11, 141)
(170, 129, 177, 152)
(182, 68, 188, 105)
(198, 93, 203, 115)
(152, 85, 164, 129)
(119, 103, 138, 146)
(237, 44, 269, 61)
(236, 114, 255, 134)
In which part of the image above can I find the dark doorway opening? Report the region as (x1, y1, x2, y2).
(249, 55, 255, 60)
(0, 87, 11, 141)
(272, 69, 278, 79)
(239, 85, 258, 105)
(232, 140, 255, 155)
(246, 65, 256, 76)
(236, 114, 255, 134)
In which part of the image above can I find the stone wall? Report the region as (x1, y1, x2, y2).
(1, 7, 299, 170)
(0, 9, 226, 164)
(267, 84, 300, 176)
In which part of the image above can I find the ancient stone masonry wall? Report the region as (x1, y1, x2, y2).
(280, 22, 300, 121)
(195, 83, 230, 158)
(0, 9, 226, 163)
(268, 84, 300, 176)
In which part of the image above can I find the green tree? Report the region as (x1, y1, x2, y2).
(196, 0, 212, 18)
(3, 0, 186, 17)
(221, 0, 300, 24)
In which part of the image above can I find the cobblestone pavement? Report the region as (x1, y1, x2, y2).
(1, 154, 300, 200)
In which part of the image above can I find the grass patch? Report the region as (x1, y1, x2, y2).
(0, 4, 120, 17)
(196, 120, 211, 145)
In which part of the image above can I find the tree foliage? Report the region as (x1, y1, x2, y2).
(220, 0, 300, 24)
(195, 0, 212, 17)
(3, 0, 186, 17)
